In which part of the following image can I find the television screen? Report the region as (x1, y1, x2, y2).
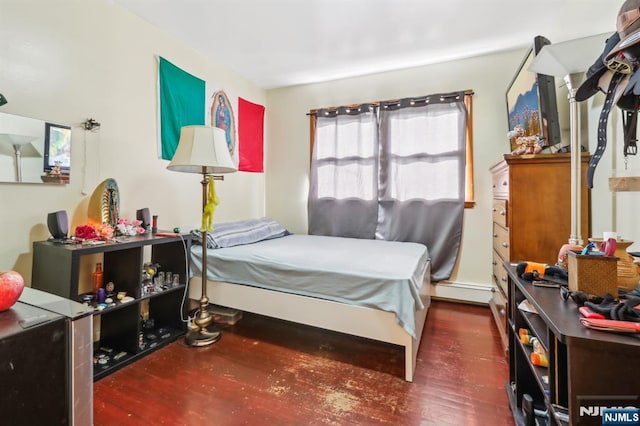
(506, 36, 560, 154)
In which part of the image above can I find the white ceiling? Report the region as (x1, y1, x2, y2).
(112, 0, 623, 89)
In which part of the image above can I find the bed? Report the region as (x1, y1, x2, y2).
(188, 222, 431, 382)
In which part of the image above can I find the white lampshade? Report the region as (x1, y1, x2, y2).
(167, 126, 236, 174)
(528, 33, 609, 89)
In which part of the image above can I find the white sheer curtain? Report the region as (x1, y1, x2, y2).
(308, 93, 467, 280)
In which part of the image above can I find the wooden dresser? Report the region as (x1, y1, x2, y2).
(489, 153, 590, 353)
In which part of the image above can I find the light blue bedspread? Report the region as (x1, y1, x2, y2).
(190, 234, 430, 338)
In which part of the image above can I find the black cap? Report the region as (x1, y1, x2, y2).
(575, 32, 621, 102)
(605, 0, 640, 62)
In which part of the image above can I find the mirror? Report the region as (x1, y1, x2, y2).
(0, 112, 71, 184)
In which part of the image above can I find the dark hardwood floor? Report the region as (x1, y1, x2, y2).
(94, 300, 514, 425)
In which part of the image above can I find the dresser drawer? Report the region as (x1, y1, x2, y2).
(492, 250, 508, 295)
(492, 168, 509, 197)
(491, 284, 507, 327)
(492, 199, 507, 228)
(493, 223, 510, 262)
(489, 284, 509, 356)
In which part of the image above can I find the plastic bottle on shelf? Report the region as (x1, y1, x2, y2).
(93, 262, 104, 298)
(531, 352, 548, 367)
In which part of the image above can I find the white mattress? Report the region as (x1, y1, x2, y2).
(190, 234, 430, 338)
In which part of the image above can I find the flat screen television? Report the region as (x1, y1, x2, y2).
(506, 35, 561, 153)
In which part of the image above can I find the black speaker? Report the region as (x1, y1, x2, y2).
(47, 210, 68, 240)
(136, 208, 151, 232)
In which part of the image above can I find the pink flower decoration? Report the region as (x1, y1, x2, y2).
(97, 223, 115, 240)
(115, 218, 145, 236)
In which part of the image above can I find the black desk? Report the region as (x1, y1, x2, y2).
(504, 263, 640, 426)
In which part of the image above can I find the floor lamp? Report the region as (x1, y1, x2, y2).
(528, 33, 609, 249)
(167, 125, 236, 347)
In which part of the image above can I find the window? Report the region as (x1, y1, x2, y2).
(310, 91, 475, 207)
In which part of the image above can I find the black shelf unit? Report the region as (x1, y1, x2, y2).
(504, 263, 640, 426)
(32, 233, 191, 380)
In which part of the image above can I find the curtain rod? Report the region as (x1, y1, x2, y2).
(307, 90, 474, 116)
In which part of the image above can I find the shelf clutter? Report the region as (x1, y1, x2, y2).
(504, 262, 640, 426)
(93, 325, 184, 378)
(31, 232, 192, 380)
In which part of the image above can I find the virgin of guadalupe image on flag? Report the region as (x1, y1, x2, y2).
(211, 90, 236, 156)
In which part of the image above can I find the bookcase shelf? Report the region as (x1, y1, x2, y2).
(32, 233, 191, 380)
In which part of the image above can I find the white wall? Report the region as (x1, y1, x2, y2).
(265, 44, 640, 293)
(0, 0, 266, 281)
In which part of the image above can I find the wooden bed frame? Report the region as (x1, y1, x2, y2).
(188, 263, 431, 382)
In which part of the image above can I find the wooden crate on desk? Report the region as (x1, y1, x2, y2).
(568, 251, 618, 297)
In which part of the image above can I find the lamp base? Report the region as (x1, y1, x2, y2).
(184, 326, 222, 347)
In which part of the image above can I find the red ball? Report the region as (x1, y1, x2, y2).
(0, 271, 25, 312)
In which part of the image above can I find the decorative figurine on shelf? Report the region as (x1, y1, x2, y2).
(105, 281, 115, 298)
(142, 268, 152, 295)
(49, 161, 62, 176)
(88, 178, 120, 227)
(40, 160, 70, 184)
(508, 126, 545, 155)
(142, 262, 159, 295)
